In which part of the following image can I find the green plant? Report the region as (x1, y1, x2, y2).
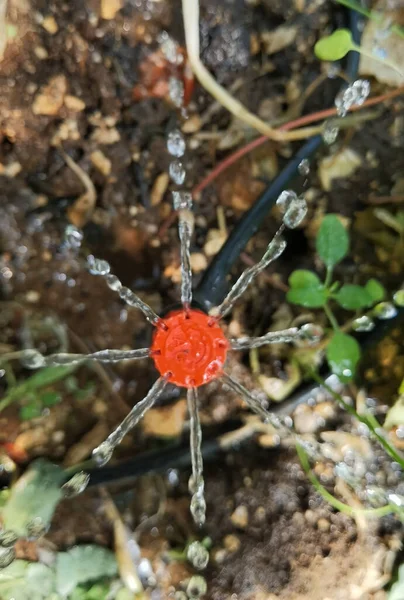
(287, 214, 386, 381)
(314, 28, 404, 79)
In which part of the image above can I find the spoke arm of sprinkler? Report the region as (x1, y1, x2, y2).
(177, 203, 194, 310)
(187, 387, 206, 526)
(210, 226, 286, 319)
(86, 256, 163, 328)
(230, 327, 302, 350)
(20, 347, 151, 368)
(92, 375, 170, 466)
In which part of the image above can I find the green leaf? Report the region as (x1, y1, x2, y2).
(287, 270, 327, 308)
(333, 284, 373, 310)
(365, 279, 386, 303)
(56, 545, 118, 598)
(316, 214, 349, 268)
(20, 403, 42, 421)
(40, 391, 62, 407)
(1, 459, 65, 537)
(0, 560, 55, 600)
(314, 29, 354, 61)
(326, 332, 361, 382)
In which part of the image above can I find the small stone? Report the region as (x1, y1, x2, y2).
(101, 0, 122, 20)
(34, 46, 49, 60)
(26, 290, 40, 303)
(150, 173, 169, 206)
(182, 115, 202, 134)
(64, 95, 86, 112)
(90, 150, 111, 176)
(223, 534, 241, 553)
(41, 15, 58, 35)
(32, 75, 67, 116)
(317, 518, 330, 532)
(230, 504, 249, 529)
(190, 253, 208, 273)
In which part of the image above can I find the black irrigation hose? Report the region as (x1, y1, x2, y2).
(194, 10, 362, 310)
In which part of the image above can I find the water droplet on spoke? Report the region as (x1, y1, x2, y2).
(335, 79, 370, 117)
(0, 531, 18, 547)
(393, 289, 404, 307)
(298, 158, 310, 176)
(352, 315, 375, 332)
(87, 255, 110, 276)
(283, 197, 308, 228)
(373, 302, 398, 320)
(167, 129, 185, 157)
(62, 471, 90, 498)
(169, 159, 186, 185)
(92, 441, 114, 466)
(0, 546, 15, 568)
(187, 541, 209, 570)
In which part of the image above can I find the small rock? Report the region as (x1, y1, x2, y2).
(224, 534, 241, 553)
(190, 252, 207, 273)
(317, 518, 330, 532)
(101, 0, 122, 20)
(150, 172, 169, 206)
(230, 504, 249, 529)
(90, 150, 112, 176)
(34, 46, 48, 60)
(26, 290, 40, 303)
(142, 398, 187, 438)
(64, 95, 86, 112)
(182, 115, 202, 134)
(203, 229, 226, 257)
(318, 148, 362, 192)
(41, 15, 58, 34)
(32, 75, 67, 116)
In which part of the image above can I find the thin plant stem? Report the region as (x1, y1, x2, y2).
(296, 442, 398, 518)
(311, 373, 404, 470)
(352, 43, 404, 80)
(324, 303, 339, 332)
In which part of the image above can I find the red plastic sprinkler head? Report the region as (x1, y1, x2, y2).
(150, 308, 228, 388)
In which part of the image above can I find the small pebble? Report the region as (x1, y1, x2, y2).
(230, 505, 249, 529)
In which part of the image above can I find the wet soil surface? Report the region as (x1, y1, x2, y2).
(1, 0, 404, 598)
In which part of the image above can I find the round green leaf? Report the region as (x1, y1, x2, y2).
(333, 284, 373, 310)
(316, 215, 349, 268)
(314, 29, 354, 62)
(365, 278, 386, 303)
(287, 286, 327, 308)
(287, 269, 327, 307)
(289, 269, 322, 288)
(326, 332, 361, 382)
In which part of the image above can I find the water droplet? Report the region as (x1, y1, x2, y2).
(283, 197, 308, 228)
(187, 541, 209, 570)
(323, 120, 339, 144)
(160, 32, 182, 64)
(387, 492, 404, 507)
(393, 289, 404, 307)
(373, 301, 398, 320)
(169, 159, 186, 185)
(21, 349, 45, 369)
(298, 158, 310, 176)
(62, 471, 90, 498)
(352, 315, 375, 332)
(276, 190, 297, 212)
(175, 592, 188, 600)
(186, 575, 208, 598)
(335, 79, 370, 117)
(63, 225, 83, 250)
(0, 530, 18, 547)
(26, 517, 48, 540)
(0, 546, 15, 568)
(87, 255, 110, 276)
(169, 77, 184, 108)
(299, 323, 323, 343)
(190, 491, 206, 527)
(167, 129, 185, 157)
(105, 274, 121, 291)
(172, 191, 192, 210)
(92, 440, 114, 466)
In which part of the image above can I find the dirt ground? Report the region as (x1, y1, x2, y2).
(1, 0, 404, 598)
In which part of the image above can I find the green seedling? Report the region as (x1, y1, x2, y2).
(315, 28, 404, 80)
(287, 214, 386, 382)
